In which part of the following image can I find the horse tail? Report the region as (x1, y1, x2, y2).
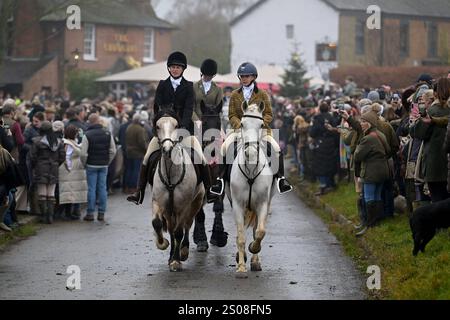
(244, 209, 257, 228)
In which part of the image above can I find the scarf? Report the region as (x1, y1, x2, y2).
(242, 83, 254, 102)
(170, 77, 182, 91)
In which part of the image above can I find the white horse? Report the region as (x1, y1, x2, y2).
(151, 110, 205, 272)
(226, 101, 276, 276)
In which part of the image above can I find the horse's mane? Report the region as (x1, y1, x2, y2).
(245, 103, 262, 114)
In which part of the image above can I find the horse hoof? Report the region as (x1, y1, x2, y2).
(248, 242, 261, 255)
(210, 232, 228, 248)
(196, 241, 209, 252)
(156, 238, 169, 251)
(180, 247, 190, 261)
(169, 261, 182, 272)
(235, 252, 247, 264)
(251, 262, 262, 272)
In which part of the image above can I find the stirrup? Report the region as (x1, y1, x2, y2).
(277, 177, 293, 195)
(210, 178, 224, 196)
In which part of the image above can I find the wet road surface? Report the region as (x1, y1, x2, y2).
(0, 188, 365, 300)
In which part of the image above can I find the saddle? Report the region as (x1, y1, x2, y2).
(147, 149, 202, 187)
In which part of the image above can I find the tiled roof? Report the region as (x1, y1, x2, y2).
(323, 0, 450, 18)
(38, 0, 175, 29)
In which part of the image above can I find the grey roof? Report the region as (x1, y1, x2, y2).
(0, 56, 55, 86)
(38, 0, 175, 29)
(232, 0, 450, 25)
(323, 0, 450, 19)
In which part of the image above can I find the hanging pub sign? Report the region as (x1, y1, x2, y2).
(316, 43, 338, 62)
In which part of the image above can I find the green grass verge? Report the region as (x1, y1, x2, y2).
(291, 174, 450, 300)
(0, 223, 38, 248)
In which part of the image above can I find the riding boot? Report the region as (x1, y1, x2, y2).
(199, 164, 217, 203)
(127, 164, 148, 205)
(276, 152, 293, 194)
(210, 211, 228, 247)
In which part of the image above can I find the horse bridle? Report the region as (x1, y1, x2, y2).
(238, 114, 267, 211)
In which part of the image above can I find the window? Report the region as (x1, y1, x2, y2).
(286, 25, 294, 39)
(143, 28, 155, 63)
(427, 22, 438, 58)
(400, 20, 409, 57)
(109, 82, 127, 99)
(83, 24, 96, 60)
(355, 18, 365, 55)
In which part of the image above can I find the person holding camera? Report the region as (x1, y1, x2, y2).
(410, 78, 450, 203)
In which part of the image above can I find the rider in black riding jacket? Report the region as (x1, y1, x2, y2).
(127, 52, 217, 205)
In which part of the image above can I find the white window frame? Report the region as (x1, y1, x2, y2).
(143, 28, 155, 63)
(83, 23, 96, 61)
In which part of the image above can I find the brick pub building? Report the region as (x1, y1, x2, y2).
(0, 0, 174, 99)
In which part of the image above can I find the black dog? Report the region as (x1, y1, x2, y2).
(410, 198, 450, 256)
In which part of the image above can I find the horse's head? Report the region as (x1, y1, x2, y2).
(200, 100, 222, 147)
(240, 101, 266, 162)
(155, 104, 181, 157)
(241, 101, 265, 143)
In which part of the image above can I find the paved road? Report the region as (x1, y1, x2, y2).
(0, 187, 365, 300)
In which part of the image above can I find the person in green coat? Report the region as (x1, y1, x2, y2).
(353, 111, 390, 236)
(192, 59, 223, 126)
(410, 78, 450, 203)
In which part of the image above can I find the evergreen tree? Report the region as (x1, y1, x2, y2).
(280, 51, 310, 98)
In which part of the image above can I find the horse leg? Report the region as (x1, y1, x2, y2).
(152, 201, 169, 250)
(180, 227, 190, 262)
(234, 206, 248, 276)
(169, 226, 184, 272)
(249, 204, 268, 255)
(193, 208, 209, 252)
(168, 232, 175, 265)
(210, 199, 228, 248)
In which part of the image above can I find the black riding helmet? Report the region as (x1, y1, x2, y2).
(167, 51, 187, 69)
(237, 62, 258, 79)
(201, 59, 218, 76)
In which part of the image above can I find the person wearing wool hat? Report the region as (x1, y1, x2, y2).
(417, 74, 434, 87)
(127, 51, 218, 205)
(353, 111, 390, 236)
(52, 121, 65, 139)
(367, 91, 380, 103)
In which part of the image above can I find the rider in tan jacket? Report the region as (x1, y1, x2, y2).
(210, 62, 293, 195)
